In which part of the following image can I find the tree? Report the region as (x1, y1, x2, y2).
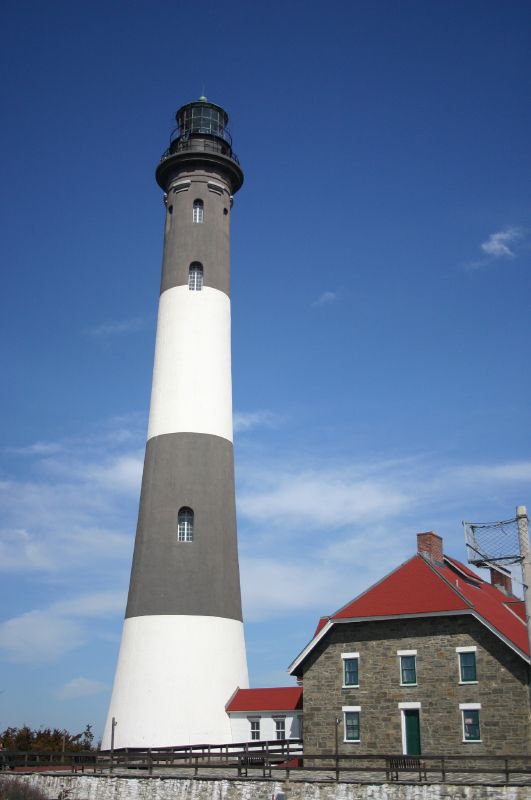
(0, 725, 96, 752)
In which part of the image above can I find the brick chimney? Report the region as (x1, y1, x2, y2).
(417, 531, 444, 564)
(489, 566, 513, 595)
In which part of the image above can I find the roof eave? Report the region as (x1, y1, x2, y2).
(288, 609, 530, 675)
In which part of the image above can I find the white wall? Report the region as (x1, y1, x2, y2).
(229, 712, 302, 743)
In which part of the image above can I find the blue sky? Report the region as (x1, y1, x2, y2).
(1, 0, 530, 740)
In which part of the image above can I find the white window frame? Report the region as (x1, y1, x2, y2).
(248, 717, 261, 741)
(273, 716, 286, 740)
(341, 651, 360, 688)
(177, 507, 194, 542)
(456, 646, 478, 684)
(188, 263, 203, 291)
(342, 705, 361, 743)
(398, 650, 417, 686)
(192, 199, 204, 223)
(460, 703, 482, 742)
(398, 702, 421, 755)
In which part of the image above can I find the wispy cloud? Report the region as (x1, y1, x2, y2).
(451, 460, 531, 483)
(0, 590, 127, 664)
(0, 416, 145, 576)
(56, 677, 108, 700)
(0, 610, 85, 664)
(87, 316, 150, 337)
(466, 226, 526, 269)
(2, 410, 530, 663)
(241, 557, 344, 620)
(481, 227, 522, 259)
(239, 467, 411, 529)
(233, 410, 281, 433)
(312, 291, 337, 307)
(236, 452, 530, 620)
(6, 441, 65, 456)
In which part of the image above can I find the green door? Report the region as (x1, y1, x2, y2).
(404, 710, 421, 755)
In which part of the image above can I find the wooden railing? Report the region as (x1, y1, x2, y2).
(2, 744, 531, 784)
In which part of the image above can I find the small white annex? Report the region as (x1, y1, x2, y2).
(226, 687, 303, 743)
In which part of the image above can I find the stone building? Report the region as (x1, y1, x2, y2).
(288, 532, 530, 756)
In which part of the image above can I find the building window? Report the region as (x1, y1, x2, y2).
(342, 706, 361, 743)
(457, 647, 477, 683)
(188, 263, 203, 291)
(398, 651, 417, 685)
(460, 705, 481, 742)
(342, 654, 359, 687)
(249, 719, 260, 741)
(177, 507, 194, 542)
(274, 718, 285, 740)
(193, 199, 204, 223)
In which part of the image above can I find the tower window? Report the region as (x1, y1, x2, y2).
(177, 507, 194, 542)
(192, 199, 204, 223)
(188, 263, 203, 291)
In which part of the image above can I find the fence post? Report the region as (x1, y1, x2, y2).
(441, 756, 445, 782)
(110, 716, 117, 775)
(194, 755, 198, 777)
(504, 757, 509, 783)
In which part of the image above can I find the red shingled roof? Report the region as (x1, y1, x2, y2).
(289, 551, 529, 675)
(226, 687, 302, 713)
(333, 556, 467, 619)
(314, 616, 329, 636)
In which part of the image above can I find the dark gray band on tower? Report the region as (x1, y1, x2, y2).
(161, 177, 231, 297)
(125, 432, 243, 621)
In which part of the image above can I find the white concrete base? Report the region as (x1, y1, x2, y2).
(101, 615, 249, 749)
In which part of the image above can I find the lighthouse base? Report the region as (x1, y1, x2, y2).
(102, 614, 249, 749)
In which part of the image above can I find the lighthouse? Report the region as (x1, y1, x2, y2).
(102, 97, 249, 748)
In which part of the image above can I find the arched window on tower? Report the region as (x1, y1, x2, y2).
(178, 507, 194, 542)
(188, 263, 203, 291)
(192, 199, 204, 224)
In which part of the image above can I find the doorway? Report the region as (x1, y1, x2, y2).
(403, 709, 421, 755)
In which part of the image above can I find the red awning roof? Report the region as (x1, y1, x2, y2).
(226, 687, 303, 713)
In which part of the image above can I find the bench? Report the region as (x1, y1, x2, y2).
(386, 756, 427, 781)
(72, 755, 97, 773)
(238, 754, 270, 778)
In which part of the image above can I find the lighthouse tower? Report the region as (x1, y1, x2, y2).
(102, 98, 249, 748)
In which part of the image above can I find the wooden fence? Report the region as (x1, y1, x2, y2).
(1, 742, 531, 784)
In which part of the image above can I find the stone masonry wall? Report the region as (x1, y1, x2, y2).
(301, 615, 530, 755)
(2, 774, 531, 800)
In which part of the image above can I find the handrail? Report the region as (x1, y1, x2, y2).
(160, 137, 240, 166)
(2, 746, 530, 784)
